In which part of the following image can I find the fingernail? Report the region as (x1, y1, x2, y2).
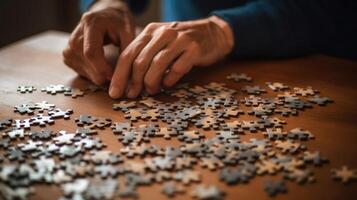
(109, 85, 120, 98)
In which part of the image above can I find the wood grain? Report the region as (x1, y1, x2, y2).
(0, 31, 356, 200)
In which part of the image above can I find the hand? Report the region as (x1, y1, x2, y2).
(62, 0, 135, 85)
(109, 16, 234, 99)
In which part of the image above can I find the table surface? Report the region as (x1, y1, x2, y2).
(0, 31, 356, 200)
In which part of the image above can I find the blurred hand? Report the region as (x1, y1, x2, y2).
(109, 16, 234, 99)
(63, 0, 135, 85)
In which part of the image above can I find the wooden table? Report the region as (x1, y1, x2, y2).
(0, 31, 356, 200)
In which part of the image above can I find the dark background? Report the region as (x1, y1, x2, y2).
(0, 0, 160, 47)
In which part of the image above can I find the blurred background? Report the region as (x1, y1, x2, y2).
(0, 0, 160, 47)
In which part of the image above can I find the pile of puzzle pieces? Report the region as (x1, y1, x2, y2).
(0, 73, 356, 200)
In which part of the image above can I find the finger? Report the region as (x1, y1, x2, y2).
(68, 24, 84, 52)
(109, 34, 151, 99)
(83, 23, 113, 81)
(143, 36, 188, 95)
(63, 47, 89, 79)
(163, 49, 196, 88)
(77, 36, 106, 85)
(127, 28, 178, 98)
(116, 22, 135, 50)
(68, 27, 105, 84)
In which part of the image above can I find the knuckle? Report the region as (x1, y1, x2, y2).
(62, 57, 72, 68)
(81, 12, 94, 22)
(133, 58, 146, 71)
(68, 38, 77, 50)
(171, 66, 186, 75)
(161, 27, 177, 37)
(190, 40, 199, 50)
(146, 22, 159, 31)
(83, 47, 97, 59)
(119, 49, 131, 59)
(62, 48, 71, 59)
(178, 32, 193, 42)
(152, 57, 165, 67)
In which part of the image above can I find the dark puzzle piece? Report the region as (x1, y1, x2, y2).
(264, 180, 287, 197)
(0, 119, 13, 130)
(0, 183, 33, 200)
(241, 86, 266, 95)
(75, 127, 97, 138)
(308, 95, 333, 106)
(226, 73, 252, 82)
(17, 85, 36, 93)
(161, 181, 184, 198)
(302, 151, 329, 166)
(6, 147, 27, 162)
(75, 115, 94, 126)
(84, 150, 122, 165)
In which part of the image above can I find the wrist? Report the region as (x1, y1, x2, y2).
(208, 15, 234, 54)
(90, 0, 129, 13)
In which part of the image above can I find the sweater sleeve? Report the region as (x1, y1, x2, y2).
(211, 0, 340, 58)
(80, 0, 148, 15)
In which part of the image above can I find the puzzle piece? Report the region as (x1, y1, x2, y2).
(155, 127, 178, 139)
(174, 170, 201, 185)
(161, 181, 184, 197)
(266, 82, 289, 91)
(191, 184, 225, 200)
(0, 183, 33, 200)
(30, 114, 54, 126)
(14, 104, 35, 115)
(308, 95, 333, 106)
(111, 122, 132, 134)
(178, 130, 205, 143)
(293, 86, 319, 96)
(112, 101, 136, 111)
(75, 115, 94, 126)
(33, 101, 55, 112)
(226, 73, 252, 82)
(264, 180, 287, 197)
(331, 166, 357, 184)
(85, 178, 119, 199)
(64, 88, 85, 98)
(12, 119, 33, 129)
(241, 85, 266, 95)
(48, 108, 73, 119)
(84, 150, 122, 164)
(288, 128, 314, 140)
(17, 85, 36, 93)
(302, 151, 329, 166)
(0, 118, 12, 130)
